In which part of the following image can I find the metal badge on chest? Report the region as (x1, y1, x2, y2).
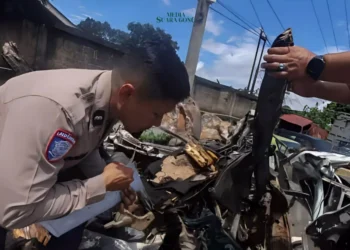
(92, 110, 106, 127)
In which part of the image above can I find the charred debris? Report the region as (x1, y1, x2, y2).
(79, 28, 295, 250)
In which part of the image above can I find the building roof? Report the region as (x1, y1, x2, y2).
(194, 76, 258, 101)
(280, 114, 313, 127)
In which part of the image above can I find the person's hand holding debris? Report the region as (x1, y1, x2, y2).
(120, 188, 140, 213)
(261, 46, 318, 97)
(261, 46, 316, 81)
(103, 162, 134, 191)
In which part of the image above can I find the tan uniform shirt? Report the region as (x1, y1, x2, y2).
(0, 69, 115, 229)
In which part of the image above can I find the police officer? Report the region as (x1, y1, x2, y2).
(0, 42, 190, 249)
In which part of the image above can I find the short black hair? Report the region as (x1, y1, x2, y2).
(114, 40, 190, 102)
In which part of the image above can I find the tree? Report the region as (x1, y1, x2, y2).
(282, 105, 291, 110)
(77, 18, 179, 51)
(282, 102, 341, 131)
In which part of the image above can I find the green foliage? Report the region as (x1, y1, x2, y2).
(282, 105, 292, 110)
(77, 18, 179, 51)
(282, 101, 350, 131)
(139, 130, 172, 145)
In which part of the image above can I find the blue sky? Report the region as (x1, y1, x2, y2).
(52, 0, 348, 110)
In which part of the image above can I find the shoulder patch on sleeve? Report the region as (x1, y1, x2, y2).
(45, 129, 76, 163)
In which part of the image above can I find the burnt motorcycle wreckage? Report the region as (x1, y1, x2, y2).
(79, 28, 295, 250)
(6, 28, 295, 250)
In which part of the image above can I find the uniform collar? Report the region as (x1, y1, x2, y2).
(89, 70, 113, 132)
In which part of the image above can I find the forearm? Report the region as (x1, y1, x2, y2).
(320, 52, 350, 83)
(1, 175, 105, 229)
(308, 81, 350, 104)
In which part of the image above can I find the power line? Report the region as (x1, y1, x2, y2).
(209, 7, 260, 37)
(249, 0, 271, 46)
(326, 0, 339, 51)
(216, 0, 259, 34)
(345, 0, 350, 49)
(266, 0, 285, 30)
(310, 0, 328, 53)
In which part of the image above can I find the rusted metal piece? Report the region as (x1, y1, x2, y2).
(269, 214, 292, 250)
(280, 114, 312, 128)
(268, 177, 292, 249)
(185, 141, 218, 169)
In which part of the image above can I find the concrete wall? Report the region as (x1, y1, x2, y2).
(193, 77, 256, 119)
(45, 27, 121, 70)
(0, 19, 122, 85)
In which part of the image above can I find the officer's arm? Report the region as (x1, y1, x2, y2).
(77, 149, 106, 178)
(0, 97, 106, 229)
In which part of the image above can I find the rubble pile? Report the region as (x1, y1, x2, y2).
(70, 109, 291, 250)
(161, 97, 202, 140)
(200, 113, 234, 143)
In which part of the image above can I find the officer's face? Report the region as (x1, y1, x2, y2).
(113, 84, 177, 133)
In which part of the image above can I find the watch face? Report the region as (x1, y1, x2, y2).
(311, 57, 324, 70)
(308, 56, 325, 80)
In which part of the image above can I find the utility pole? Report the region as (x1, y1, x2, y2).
(247, 29, 263, 92)
(250, 32, 267, 94)
(185, 0, 215, 96)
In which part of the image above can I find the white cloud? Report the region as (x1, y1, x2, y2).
(70, 14, 85, 20)
(183, 8, 223, 36)
(196, 61, 204, 71)
(337, 20, 345, 27)
(162, 0, 171, 6)
(94, 12, 103, 17)
(316, 45, 347, 54)
(196, 30, 265, 90)
(82, 14, 91, 18)
(195, 30, 336, 111)
(226, 36, 239, 43)
(284, 93, 330, 111)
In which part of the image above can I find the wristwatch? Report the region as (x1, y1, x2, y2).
(306, 55, 325, 81)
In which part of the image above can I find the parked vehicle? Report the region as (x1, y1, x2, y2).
(271, 134, 301, 155)
(275, 128, 332, 152)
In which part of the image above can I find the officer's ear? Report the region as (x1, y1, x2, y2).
(116, 83, 135, 105)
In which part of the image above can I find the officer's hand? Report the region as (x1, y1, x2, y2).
(102, 162, 134, 191)
(119, 188, 145, 215)
(121, 187, 137, 207)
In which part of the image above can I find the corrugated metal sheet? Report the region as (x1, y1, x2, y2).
(280, 114, 312, 127)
